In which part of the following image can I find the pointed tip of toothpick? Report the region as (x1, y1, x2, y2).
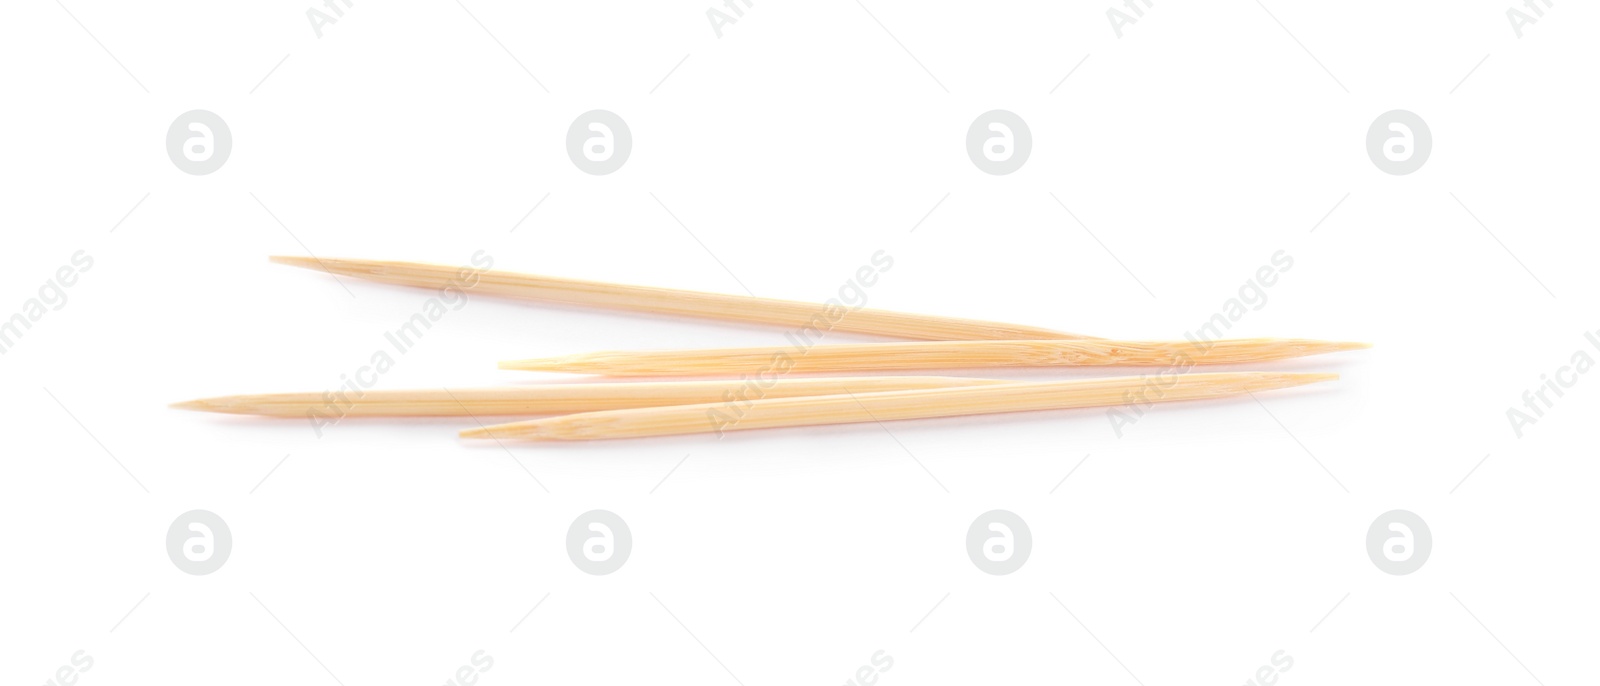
(499, 359, 556, 371)
(270, 255, 377, 276)
(460, 426, 495, 439)
(1287, 339, 1371, 355)
(463, 421, 551, 441)
(268, 254, 319, 268)
(170, 397, 244, 414)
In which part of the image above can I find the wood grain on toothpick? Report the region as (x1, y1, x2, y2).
(462, 372, 1338, 441)
(270, 256, 1087, 341)
(501, 338, 1369, 377)
(171, 376, 1006, 417)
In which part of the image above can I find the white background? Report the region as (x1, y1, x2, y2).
(2, 1, 1596, 684)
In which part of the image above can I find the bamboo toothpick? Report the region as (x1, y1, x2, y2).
(270, 256, 1087, 341)
(461, 372, 1337, 441)
(501, 338, 1370, 377)
(170, 376, 1006, 417)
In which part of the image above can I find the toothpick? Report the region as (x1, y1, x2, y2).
(271, 256, 1087, 341)
(462, 372, 1338, 441)
(501, 338, 1370, 376)
(171, 376, 1005, 417)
